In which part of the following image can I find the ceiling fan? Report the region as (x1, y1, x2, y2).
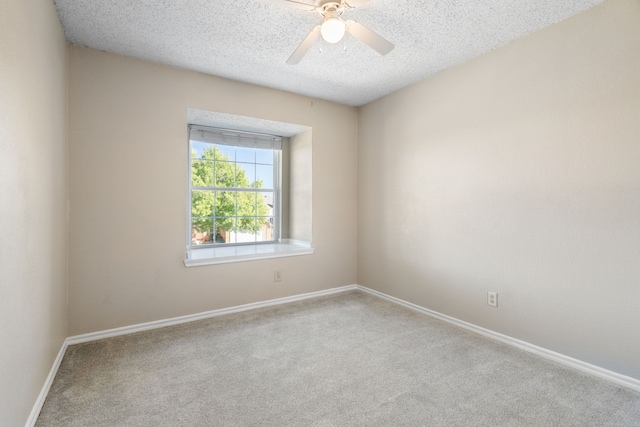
(279, 0, 394, 65)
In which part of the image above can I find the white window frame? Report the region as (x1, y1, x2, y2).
(185, 125, 313, 267)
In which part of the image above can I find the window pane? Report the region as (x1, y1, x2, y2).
(217, 145, 235, 161)
(215, 217, 235, 244)
(191, 141, 211, 160)
(191, 218, 213, 245)
(236, 217, 257, 243)
(255, 164, 274, 189)
(258, 192, 273, 217)
(256, 148, 273, 165)
(214, 191, 236, 217)
(236, 146, 254, 163)
(236, 163, 255, 188)
(191, 190, 214, 217)
(215, 161, 235, 187)
(238, 191, 258, 216)
(256, 217, 274, 242)
(191, 160, 213, 187)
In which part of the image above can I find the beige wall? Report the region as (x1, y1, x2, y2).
(358, 0, 640, 379)
(0, 0, 68, 424)
(289, 130, 313, 243)
(67, 47, 358, 335)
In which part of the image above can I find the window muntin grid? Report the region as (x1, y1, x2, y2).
(188, 127, 280, 248)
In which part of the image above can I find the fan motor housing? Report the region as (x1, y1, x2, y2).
(319, 1, 345, 17)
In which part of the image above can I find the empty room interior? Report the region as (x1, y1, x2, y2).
(2, 0, 639, 425)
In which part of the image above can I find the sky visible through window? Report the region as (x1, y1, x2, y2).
(191, 141, 274, 189)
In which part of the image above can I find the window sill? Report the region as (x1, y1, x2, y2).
(184, 239, 313, 267)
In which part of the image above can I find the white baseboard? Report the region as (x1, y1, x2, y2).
(25, 340, 69, 427)
(356, 285, 640, 393)
(66, 284, 358, 345)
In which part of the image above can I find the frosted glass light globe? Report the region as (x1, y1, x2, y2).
(321, 18, 345, 43)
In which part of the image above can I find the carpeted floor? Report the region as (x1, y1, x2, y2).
(36, 290, 640, 426)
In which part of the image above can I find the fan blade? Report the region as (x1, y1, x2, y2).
(263, 0, 317, 10)
(284, 0, 320, 10)
(345, 20, 394, 55)
(286, 25, 321, 65)
(343, 0, 372, 8)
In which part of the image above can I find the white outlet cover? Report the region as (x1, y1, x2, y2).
(487, 292, 498, 307)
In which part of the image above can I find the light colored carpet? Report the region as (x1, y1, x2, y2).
(36, 291, 640, 426)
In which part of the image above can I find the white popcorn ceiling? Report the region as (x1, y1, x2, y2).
(53, 0, 605, 107)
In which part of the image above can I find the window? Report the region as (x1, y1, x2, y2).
(188, 125, 281, 248)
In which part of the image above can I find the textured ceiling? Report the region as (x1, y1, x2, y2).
(53, 0, 605, 107)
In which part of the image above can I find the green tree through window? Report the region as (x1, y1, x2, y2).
(191, 145, 271, 244)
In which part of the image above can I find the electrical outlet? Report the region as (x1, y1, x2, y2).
(274, 269, 282, 282)
(487, 291, 498, 307)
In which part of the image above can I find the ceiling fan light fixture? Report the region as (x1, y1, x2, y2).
(321, 17, 345, 43)
(286, 0, 394, 65)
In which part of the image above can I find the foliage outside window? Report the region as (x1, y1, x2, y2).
(188, 125, 281, 247)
